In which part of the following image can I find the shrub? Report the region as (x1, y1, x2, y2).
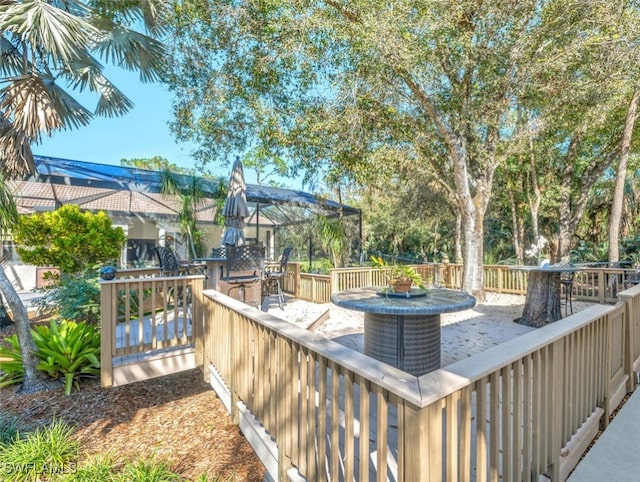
(14, 204, 125, 274)
(62, 455, 116, 481)
(0, 335, 25, 388)
(0, 320, 100, 395)
(35, 271, 101, 324)
(33, 320, 101, 395)
(115, 458, 181, 482)
(0, 412, 20, 445)
(0, 419, 79, 482)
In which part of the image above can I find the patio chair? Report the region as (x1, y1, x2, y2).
(221, 244, 265, 307)
(624, 269, 640, 289)
(155, 246, 209, 307)
(211, 247, 226, 258)
(155, 246, 207, 277)
(155, 246, 191, 277)
(262, 246, 292, 310)
(551, 261, 575, 317)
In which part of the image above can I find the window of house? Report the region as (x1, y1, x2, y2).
(126, 239, 156, 268)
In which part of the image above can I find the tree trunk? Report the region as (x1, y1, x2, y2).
(462, 207, 486, 301)
(608, 87, 639, 263)
(528, 135, 542, 257)
(508, 189, 524, 265)
(454, 211, 463, 264)
(519, 271, 562, 327)
(0, 266, 55, 393)
(0, 298, 11, 329)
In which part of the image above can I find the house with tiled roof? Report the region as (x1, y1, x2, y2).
(4, 156, 360, 291)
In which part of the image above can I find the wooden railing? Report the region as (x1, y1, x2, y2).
(100, 272, 204, 387)
(198, 283, 640, 481)
(100, 265, 640, 480)
(281, 262, 639, 304)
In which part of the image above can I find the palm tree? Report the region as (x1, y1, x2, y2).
(159, 167, 228, 259)
(0, 0, 169, 393)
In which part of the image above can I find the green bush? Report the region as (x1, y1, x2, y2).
(0, 320, 100, 395)
(0, 335, 25, 388)
(0, 412, 20, 445)
(14, 204, 125, 274)
(115, 458, 181, 482)
(33, 320, 101, 395)
(35, 271, 101, 324)
(0, 419, 79, 482)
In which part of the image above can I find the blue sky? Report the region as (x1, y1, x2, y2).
(37, 68, 199, 169)
(36, 67, 283, 187)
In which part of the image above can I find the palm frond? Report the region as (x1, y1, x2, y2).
(1, 0, 97, 66)
(94, 76, 133, 117)
(0, 36, 25, 78)
(0, 75, 92, 137)
(91, 0, 170, 37)
(92, 23, 167, 82)
(49, 0, 91, 17)
(185, 175, 206, 198)
(59, 53, 135, 116)
(0, 174, 19, 230)
(159, 167, 182, 196)
(60, 54, 106, 93)
(0, 75, 64, 138)
(136, 0, 171, 37)
(42, 76, 93, 129)
(0, 119, 35, 176)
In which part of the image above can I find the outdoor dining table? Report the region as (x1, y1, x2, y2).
(193, 256, 227, 290)
(331, 287, 476, 376)
(511, 264, 584, 327)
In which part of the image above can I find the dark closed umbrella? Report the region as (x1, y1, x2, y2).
(221, 157, 249, 246)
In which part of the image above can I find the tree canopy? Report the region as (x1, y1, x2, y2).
(168, 0, 640, 296)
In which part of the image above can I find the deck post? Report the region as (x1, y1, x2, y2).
(619, 291, 638, 393)
(329, 268, 339, 294)
(100, 281, 114, 388)
(546, 339, 565, 482)
(401, 401, 433, 481)
(293, 263, 301, 299)
(229, 311, 240, 425)
(598, 271, 606, 303)
(192, 278, 204, 370)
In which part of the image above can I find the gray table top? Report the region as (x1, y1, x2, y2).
(510, 265, 584, 273)
(331, 287, 476, 316)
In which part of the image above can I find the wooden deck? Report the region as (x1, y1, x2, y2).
(238, 294, 597, 480)
(101, 266, 640, 481)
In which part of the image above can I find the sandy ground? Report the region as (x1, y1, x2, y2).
(264, 292, 595, 366)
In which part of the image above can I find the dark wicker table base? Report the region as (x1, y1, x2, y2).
(364, 312, 441, 376)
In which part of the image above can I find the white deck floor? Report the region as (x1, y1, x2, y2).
(266, 292, 596, 367)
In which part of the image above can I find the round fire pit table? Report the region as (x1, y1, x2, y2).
(331, 287, 476, 376)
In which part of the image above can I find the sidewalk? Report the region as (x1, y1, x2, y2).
(567, 387, 640, 482)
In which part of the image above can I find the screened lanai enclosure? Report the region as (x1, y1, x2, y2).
(5, 155, 360, 290)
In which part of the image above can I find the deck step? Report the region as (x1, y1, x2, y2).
(111, 345, 195, 387)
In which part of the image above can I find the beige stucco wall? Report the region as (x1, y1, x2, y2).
(5, 216, 271, 291)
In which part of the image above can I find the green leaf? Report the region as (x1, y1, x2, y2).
(64, 373, 75, 396)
